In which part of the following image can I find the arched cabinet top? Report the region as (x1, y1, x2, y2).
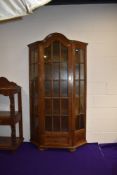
(0, 77, 21, 95)
(28, 32, 88, 47)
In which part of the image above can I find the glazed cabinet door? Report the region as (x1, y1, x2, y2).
(73, 44, 87, 145)
(40, 39, 72, 147)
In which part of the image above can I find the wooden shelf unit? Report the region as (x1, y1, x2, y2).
(0, 77, 23, 150)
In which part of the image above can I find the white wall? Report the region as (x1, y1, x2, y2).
(0, 4, 117, 143)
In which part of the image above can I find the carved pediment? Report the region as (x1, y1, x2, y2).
(0, 77, 20, 95)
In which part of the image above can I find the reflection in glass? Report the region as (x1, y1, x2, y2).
(61, 116, 68, 131)
(61, 44, 68, 62)
(53, 41, 60, 61)
(52, 63, 59, 80)
(53, 81, 59, 97)
(45, 117, 52, 131)
(60, 63, 68, 80)
(60, 81, 68, 97)
(45, 81, 51, 96)
(53, 99, 60, 115)
(53, 117, 60, 131)
(45, 63, 52, 80)
(61, 99, 68, 115)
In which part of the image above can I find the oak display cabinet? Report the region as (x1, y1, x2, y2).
(28, 33, 87, 150)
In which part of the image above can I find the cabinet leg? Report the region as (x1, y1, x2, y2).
(39, 148, 46, 151)
(11, 125, 16, 144)
(69, 148, 76, 152)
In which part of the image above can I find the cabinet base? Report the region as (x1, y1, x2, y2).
(31, 139, 87, 151)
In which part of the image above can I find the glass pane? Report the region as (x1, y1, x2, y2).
(45, 63, 52, 80)
(75, 64, 79, 80)
(31, 49, 38, 63)
(31, 79, 38, 94)
(31, 65, 35, 79)
(75, 49, 84, 64)
(34, 96, 38, 108)
(53, 117, 60, 131)
(44, 45, 51, 62)
(75, 49, 80, 64)
(80, 81, 84, 97)
(34, 116, 38, 129)
(35, 77, 38, 92)
(34, 50, 38, 63)
(45, 81, 51, 97)
(61, 44, 68, 62)
(60, 63, 68, 80)
(45, 99, 52, 115)
(75, 98, 79, 115)
(31, 50, 35, 63)
(52, 63, 59, 80)
(80, 49, 84, 63)
(53, 41, 60, 61)
(75, 80, 79, 96)
(34, 104, 38, 115)
(61, 116, 68, 131)
(76, 115, 85, 130)
(31, 113, 38, 140)
(60, 81, 68, 97)
(35, 64, 38, 77)
(53, 99, 60, 115)
(45, 117, 52, 131)
(53, 81, 59, 97)
(61, 99, 68, 115)
(80, 97, 84, 113)
(80, 64, 84, 80)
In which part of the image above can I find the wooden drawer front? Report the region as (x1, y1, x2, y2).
(44, 135, 70, 147)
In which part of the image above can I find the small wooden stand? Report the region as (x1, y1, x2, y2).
(0, 77, 23, 150)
